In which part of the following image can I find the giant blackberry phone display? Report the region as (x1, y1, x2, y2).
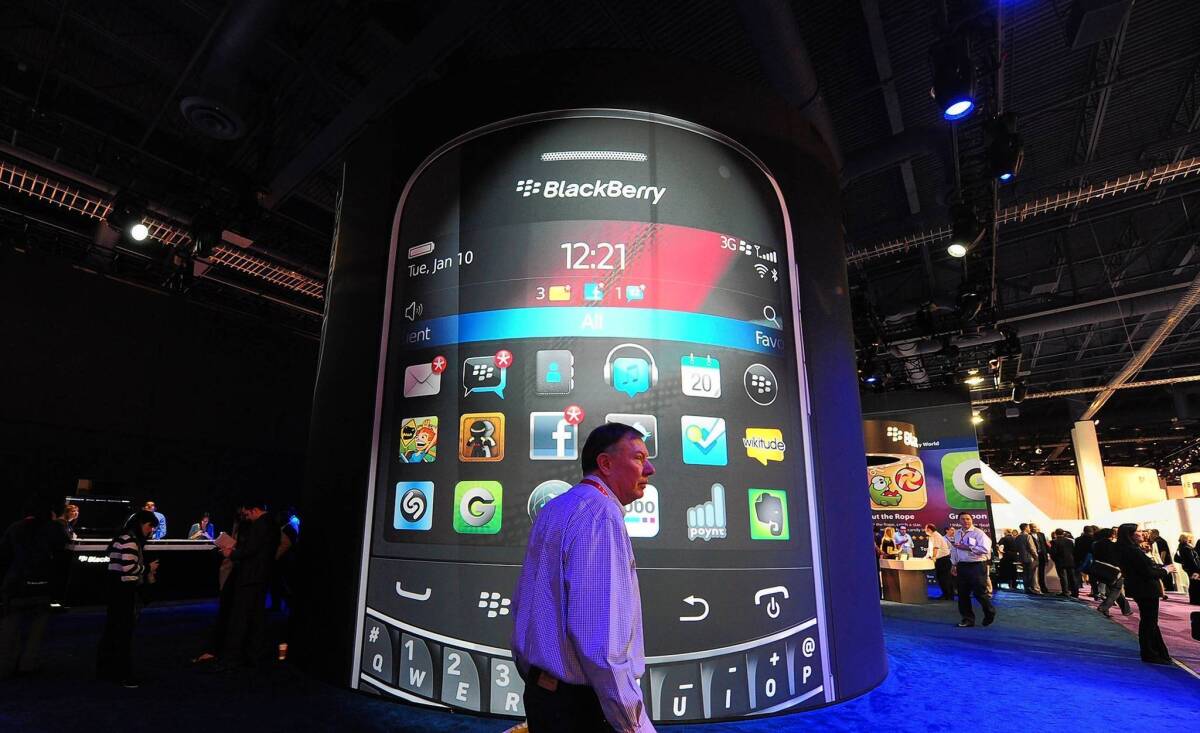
(352, 110, 832, 722)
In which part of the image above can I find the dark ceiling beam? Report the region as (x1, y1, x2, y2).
(1070, 12, 1128, 168)
(262, 0, 504, 210)
(860, 0, 920, 216)
(1155, 57, 1200, 205)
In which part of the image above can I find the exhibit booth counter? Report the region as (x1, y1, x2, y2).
(298, 54, 886, 725)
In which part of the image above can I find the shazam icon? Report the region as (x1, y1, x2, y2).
(394, 482, 433, 531)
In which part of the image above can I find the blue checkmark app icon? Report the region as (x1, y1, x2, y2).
(680, 416, 728, 465)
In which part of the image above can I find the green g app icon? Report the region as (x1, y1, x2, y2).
(941, 451, 986, 509)
(454, 481, 503, 534)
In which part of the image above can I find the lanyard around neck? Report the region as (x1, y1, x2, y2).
(580, 477, 609, 498)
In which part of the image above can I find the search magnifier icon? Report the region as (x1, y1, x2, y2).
(763, 305, 782, 329)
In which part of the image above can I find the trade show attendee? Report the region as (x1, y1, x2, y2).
(96, 511, 159, 688)
(142, 501, 167, 539)
(1148, 529, 1174, 593)
(1175, 533, 1199, 605)
(0, 494, 69, 679)
(58, 503, 80, 540)
(879, 527, 899, 558)
(512, 423, 656, 733)
(188, 513, 215, 540)
(1030, 522, 1050, 594)
(997, 529, 1021, 591)
(193, 508, 244, 665)
(1050, 529, 1078, 597)
(1093, 528, 1133, 617)
(950, 513, 995, 628)
(1017, 523, 1042, 595)
(924, 523, 953, 600)
(217, 499, 279, 670)
(1075, 525, 1097, 597)
(1115, 523, 1172, 665)
(894, 525, 913, 557)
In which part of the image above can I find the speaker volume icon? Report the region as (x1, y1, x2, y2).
(404, 301, 424, 322)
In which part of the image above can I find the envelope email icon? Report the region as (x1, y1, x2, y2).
(403, 363, 441, 398)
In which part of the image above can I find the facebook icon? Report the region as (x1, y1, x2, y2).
(529, 412, 578, 460)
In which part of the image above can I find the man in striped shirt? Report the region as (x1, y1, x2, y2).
(96, 510, 159, 688)
(512, 422, 657, 732)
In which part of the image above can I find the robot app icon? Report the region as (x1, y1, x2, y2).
(459, 413, 505, 462)
(398, 416, 438, 463)
(748, 489, 789, 540)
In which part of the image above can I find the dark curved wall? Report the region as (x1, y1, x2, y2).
(297, 52, 885, 704)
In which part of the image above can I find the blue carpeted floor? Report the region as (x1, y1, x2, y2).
(2, 590, 1197, 731)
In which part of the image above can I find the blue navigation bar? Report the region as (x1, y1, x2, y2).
(401, 307, 785, 355)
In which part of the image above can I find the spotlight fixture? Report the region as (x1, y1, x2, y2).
(964, 375, 985, 386)
(947, 204, 980, 257)
(1034, 446, 1043, 455)
(956, 281, 984, 322)
(971, 411, 984, 425)
(105, 192, 149, 243)
(986, 113, 1024, 183)
(931, 39, 976, 121)
(1011, 378, 1027, 404)
(188, 213, 221, 259)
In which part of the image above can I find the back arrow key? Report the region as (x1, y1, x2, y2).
(679, 595, 709, 622)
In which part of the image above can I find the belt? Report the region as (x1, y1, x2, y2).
(527, 665, 591, 695)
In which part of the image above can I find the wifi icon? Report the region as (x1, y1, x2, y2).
(753, 263, 769, 279)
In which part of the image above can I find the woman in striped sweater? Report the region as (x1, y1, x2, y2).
(95, 510, 159, 688)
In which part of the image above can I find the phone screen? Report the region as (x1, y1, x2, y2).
(353, 110, 830, 721)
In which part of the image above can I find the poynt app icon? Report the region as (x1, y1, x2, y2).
(453, 481, 503, 534)
(748, 489, 789, 540)
(394, 482, 434, 531)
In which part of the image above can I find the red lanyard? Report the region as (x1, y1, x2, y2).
(580, 478, 608, 498)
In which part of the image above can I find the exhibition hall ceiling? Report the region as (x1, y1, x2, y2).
(2, 0, 1199, 478)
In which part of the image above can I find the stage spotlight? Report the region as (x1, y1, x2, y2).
(931, 40, 975, 121)
(188, 214, 221, 258)
(105, 192, 148, 242)
(964, 374, 985, 386)
(957, 282, 984, 322)
(1011, 379, 1027, 404)
(947, 204, 980, 257)
(971, 411, 984, 425)
(986, 114, 1024, 183)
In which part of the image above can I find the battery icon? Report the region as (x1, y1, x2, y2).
(407, 241, 435, 260)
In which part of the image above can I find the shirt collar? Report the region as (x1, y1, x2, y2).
(583, 474, 622, 507)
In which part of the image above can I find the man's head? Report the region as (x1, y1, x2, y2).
(961, 514, 975, 530)
(581, 422, 654, 505)
(242, 499, 269, 521)
(1019, 522, 1028, 533)
(143, 501, 156, 513)
(1148, 528, 1160, 540)
(924, 523, 937, 534)
(1029, 522, 1040, 533)
(897, 525, 908, 535)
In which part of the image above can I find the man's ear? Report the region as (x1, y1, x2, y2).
(594, 450, 610, 473)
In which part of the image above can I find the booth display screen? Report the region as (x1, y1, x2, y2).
(354, 110, 831, 721)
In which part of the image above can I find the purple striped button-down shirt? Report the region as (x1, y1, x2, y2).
(511, 475, 654, 732)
